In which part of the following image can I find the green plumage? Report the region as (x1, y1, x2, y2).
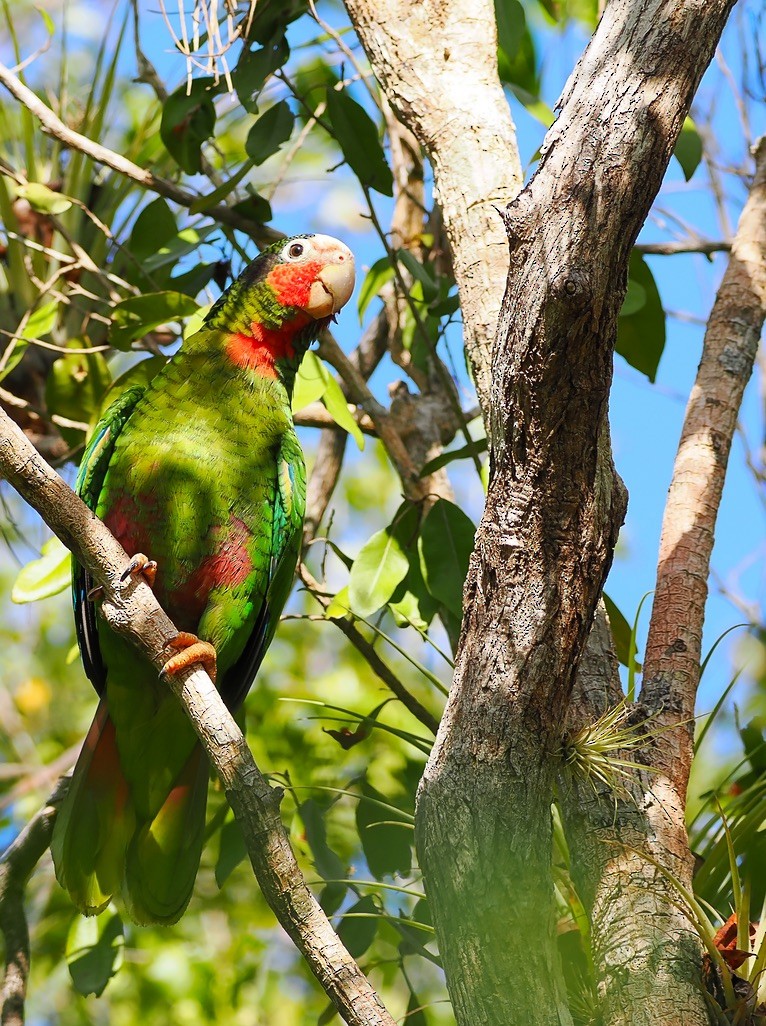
(51, 237, 338, 925)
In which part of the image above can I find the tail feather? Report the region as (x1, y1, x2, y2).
(52, 700, 134, 915)
(124, 745, 208, 926)
(52, 702, 209, 925)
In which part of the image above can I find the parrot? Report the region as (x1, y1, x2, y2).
(51, 233, 355, 926)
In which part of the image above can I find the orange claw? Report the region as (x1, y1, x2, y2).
(121, 552, 158, 588)
(161, 632, 217, 683)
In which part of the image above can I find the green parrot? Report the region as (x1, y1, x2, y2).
(51, 233, 355, 925)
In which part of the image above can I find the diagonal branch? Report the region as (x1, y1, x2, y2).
(0, 408, 396, 1026)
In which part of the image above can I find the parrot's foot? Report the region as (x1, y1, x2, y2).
(161, 632, 217, 683)
(121, 552, 158, 588)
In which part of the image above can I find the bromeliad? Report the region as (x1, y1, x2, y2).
(52, 234, 355, 925)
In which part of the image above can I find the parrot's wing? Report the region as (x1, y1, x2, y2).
(72, 385, 147, 695)
(220, 431, 306, 711)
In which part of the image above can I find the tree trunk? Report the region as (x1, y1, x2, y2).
(412, 2, 736, 1023)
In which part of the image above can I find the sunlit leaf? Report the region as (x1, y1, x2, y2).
(358, 256, 395, 321)
(349, 527, 409, 617)
(11, 536, 71, 604)
(46, 343, 112, 444)
(292, 349, 328, 411)
(674, 116, 703, 182)
(15, 181, 72, 215)
(321, 375, 364, 450)
(110, 292, 200, 350)
(65, 910, 124, 997)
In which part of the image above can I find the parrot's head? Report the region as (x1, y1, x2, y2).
(258, 233, 356, 322)
(204, 233, 355, 381)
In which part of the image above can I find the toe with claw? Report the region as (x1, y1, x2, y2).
(161, 632, 217, 683)
(121, 552, 158, 588)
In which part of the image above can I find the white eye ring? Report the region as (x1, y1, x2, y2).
(283, 240, 308, 261)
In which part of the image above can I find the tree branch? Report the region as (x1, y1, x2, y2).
(0, 60, 277, 245)
(0, 779, 69, 1026)
(0, 408, 396, 1026)
(343, 0, 522, 422)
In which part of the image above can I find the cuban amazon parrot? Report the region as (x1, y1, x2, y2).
(52, 234, 355, 925)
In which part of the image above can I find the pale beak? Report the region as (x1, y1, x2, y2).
(306, 258, 356, 319)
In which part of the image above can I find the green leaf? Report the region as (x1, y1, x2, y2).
(11, 536, 71, 604)
(619, 279, 646, 318)
(110, 292, 200, 350)
(46, 343, 112, 444)
(349, 527, 410, 617)
(337, 896, 379, 958)
(616, 253, 666, 382)
(325, 584, 352, 620)
(245, 100, 294, 165)
(188, 162, 253, 216)
(508, 84, 555, 127)
(404, 989, 428, 1026)
(215, 816, 248, 887)
(233, 37, 290, 111)
(602, 593, 641, 670)
(298, 799, 346, 882)
(129, 198, 177, 260)
(160, 78, 219, 175)
(321, 376, 364, 450)
(22, 300, 58, 340)
(325, 89, 393, 197)
(143, 225, 220, 273)
(292, 350, 329, 411)
(396, 249, 437, 301)
(495, 0, 539, 93)
(674, 116, 703, 182)
(15, 181, 72, 215)
(1, 300, 59, 382)
(356, 782, 412, 878)
(418, 499, 475, 616)
(357, 256, 395, 321)
(66, 910, 124, 997)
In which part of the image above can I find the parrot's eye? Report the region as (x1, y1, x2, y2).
(288, 242, 304, 259)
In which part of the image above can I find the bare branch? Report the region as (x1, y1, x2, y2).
(0, 407, 396, 1026)
(642, 137, 766, 780)
(0, 779, 69, 1026)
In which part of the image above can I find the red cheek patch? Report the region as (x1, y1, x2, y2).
(267, 260, 323, 309)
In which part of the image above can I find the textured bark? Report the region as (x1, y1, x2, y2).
(343, 0, 523, 419)
(0, 408, 396, 1026)
(564, 611, 705, 1026)
(411, 1, 735, 1024)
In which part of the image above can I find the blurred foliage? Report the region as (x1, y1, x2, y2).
(0, 0, 763, 1023)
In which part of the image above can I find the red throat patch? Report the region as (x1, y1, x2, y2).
(225, 317, 309, 376)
